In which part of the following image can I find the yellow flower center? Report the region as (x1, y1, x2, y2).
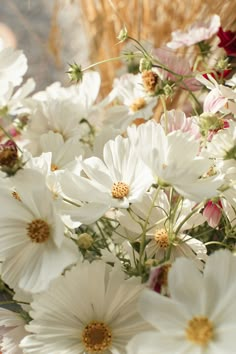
(186, 316, 214, 346)
(82, 321, 112, 352)
(111, 182, 129, 199)
(130, 97, 146, 112)
(26, 219, 50, 243)
(51, 163, 59, 171)
(154, 228, 169, 249)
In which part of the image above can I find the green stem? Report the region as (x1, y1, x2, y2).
(138, 186, 161, 273)
(175, 203, 204, 236)
(82, 56, 126, 72)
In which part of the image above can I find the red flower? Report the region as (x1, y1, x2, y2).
(217, 27, 236, 57)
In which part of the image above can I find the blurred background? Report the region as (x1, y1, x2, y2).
(0, 0, 235, 95)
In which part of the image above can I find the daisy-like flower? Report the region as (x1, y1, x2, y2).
(24, 98, 83, 156)
(0, 168, 79, 293)
(0, 78, 35, 116)
(115, 189, 207, 268)
(127, 120, 222, 202)
(59, 134, 154, 224)
(167, 14, 220, 49)
(20, 260, 150, 354)
(38, 131, 84, 171)
(128, 249, 236, 354)
(104, 73, 157, 131)
(0, 307, 28, 354)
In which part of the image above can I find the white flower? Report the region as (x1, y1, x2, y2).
(104, 73, 157, 131)
(0, 78, 35, 116)
(206, 120, 236, 160)
(160, 109, 200, 138)
(21, 261, 149, 354)
(59, 135, 154, 224)
(197, 74, 236, 115)
(167, 14, 220, 49)
(127, 120, 222, 202)
(38, 131, 84, 171)
(0, 47, 27, 87)
(24, 98, 83, 156)
(0, 307, 28, 354)
(0, 169, 79, 293)
(128, 249, 236, 354)
(116, 189, 207, 268)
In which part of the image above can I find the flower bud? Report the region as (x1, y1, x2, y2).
(199, 113, 224, 137)
(117, 26, 128, 43)
(77, 233, 93, 249)
(67, 63, 83, 83)
(139, 58, 153, 72)
(0, 140, 20, 175)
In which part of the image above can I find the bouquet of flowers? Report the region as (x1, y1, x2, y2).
(0, 12, 236, 354)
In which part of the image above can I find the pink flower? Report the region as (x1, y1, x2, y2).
(148, 263, 171, 296)
(167, 14, 220, 49)
(153, 48, 201, 91)
(203, 200, 222, 228)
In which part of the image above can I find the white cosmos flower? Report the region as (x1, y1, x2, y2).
(0, 308, 28, 354)
(167, 14, 220, 49)
(24, 98, 83, 156)
(33, 71, 101, 118)
(128, 249, 236, 354)
(127, 120, 223, 202)
(115, 189, 207, 268)
(38, 131, 84, 171)
(0, 47, 27, 87)
(206, 120, 236, 160)
(0, 78, 35, 116)
(20, 261, 150, 354)
(59, 135, 154, 224)
(0, 169, 79, 293)
(104, 73, 157, 131)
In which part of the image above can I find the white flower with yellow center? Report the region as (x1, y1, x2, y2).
(115, 189, 207, 268)
(0, 169, 79, 293)
(59, 135, 154, 224)
(128, 249, 236, 354)
(20, 261, 150, 354)
(104, 73, 157, 131)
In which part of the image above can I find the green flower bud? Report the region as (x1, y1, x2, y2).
(139, 58, 153, 72)
(117, 26, 128, 43)
(67, 63, 83, 83)
(199, 113, 224, 136)
(77, 233, 93, 249)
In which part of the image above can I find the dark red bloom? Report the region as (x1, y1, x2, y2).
(0, 140, 18, 167)
(217, 27, 236, 57)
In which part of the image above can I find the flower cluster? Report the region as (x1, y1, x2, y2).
(0, 13, 236, 354)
